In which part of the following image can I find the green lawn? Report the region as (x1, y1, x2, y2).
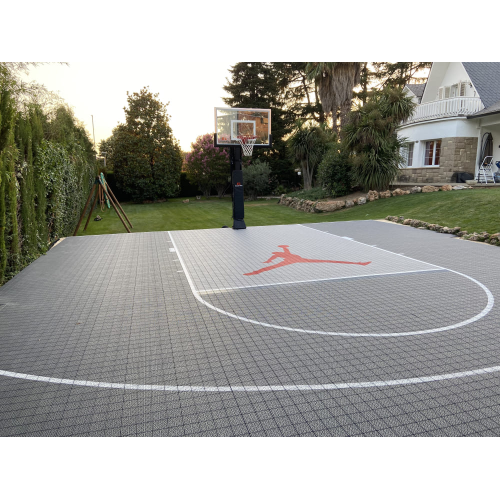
(75, 189, 500, 236)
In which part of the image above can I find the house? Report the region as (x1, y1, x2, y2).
(397, 62, 500, 184)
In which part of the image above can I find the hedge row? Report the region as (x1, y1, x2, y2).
(0, 90, 95, 285)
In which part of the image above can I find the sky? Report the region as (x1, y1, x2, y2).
(23, 62, 236, 152)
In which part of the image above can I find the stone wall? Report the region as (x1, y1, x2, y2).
(278, 184, 471, 214)
(385, 216, 500, 247)
(396, 136, 477, 184)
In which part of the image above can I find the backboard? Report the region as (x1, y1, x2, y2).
(214, 107, 271, 147)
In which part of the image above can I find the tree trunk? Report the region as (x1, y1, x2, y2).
(331, 110, 340, 136)
(314, 84, 325, 124)
(302, 160, 312, 191)
(339, 100, 352, 131)
(216, 183, 228, 198)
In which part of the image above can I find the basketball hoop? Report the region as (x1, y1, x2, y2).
(236, 135, 257, 156)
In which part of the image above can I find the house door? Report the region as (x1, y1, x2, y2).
(479, 132, 493, 164)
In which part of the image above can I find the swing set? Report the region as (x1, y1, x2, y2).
(73, 173, 133, 235)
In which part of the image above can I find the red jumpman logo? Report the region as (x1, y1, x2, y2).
(244, 245, 371, 276)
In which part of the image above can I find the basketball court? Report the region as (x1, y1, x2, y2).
(1, 220, 500, 436)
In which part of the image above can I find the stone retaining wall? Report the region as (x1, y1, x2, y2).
(385, 216, 500, 247)
(279, 184, 472, 214)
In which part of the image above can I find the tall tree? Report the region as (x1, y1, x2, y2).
(305, 62, 362, 134)
(223, 62, 296, 186)
(273, 63, 324, 123)
(372, 62, 431, 88)
(107, 87, 183, 202)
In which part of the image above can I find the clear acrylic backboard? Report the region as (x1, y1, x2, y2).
(214, 107, 271, 147)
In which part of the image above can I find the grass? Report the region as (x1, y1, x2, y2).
(75, 189, 500, 237)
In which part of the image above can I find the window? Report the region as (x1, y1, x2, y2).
(438, 82, 469, 100)
(401, 143, 414, 168)
(424, 140, 441, 166)
(407, 143, 414, 167)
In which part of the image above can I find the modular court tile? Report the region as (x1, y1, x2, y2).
(0, 220, 500, 436)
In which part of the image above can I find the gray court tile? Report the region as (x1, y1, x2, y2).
(1, 221, 500, 436)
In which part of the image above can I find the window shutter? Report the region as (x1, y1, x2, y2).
(438, 88, 443, 100)
(444, 87, 451, 99)
(459, 82, 467, 96)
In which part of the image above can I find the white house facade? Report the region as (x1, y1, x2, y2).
(397, 62, 500, 184)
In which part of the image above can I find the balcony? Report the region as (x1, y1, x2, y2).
(403, 97, 484, 125)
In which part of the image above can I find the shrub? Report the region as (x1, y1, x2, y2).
(244, 159, 271, 200)
(317, 146, 352, 198)
(285, 186, 327, 201)
(185, 133, 230, 198)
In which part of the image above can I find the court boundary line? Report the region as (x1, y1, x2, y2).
(197, 268, 446, 294)
(1, 365, 500, 392)
(168, 226, 494, 338)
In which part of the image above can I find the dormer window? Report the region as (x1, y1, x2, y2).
(438, 81, 470, 100)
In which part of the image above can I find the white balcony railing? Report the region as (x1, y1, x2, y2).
(403, 97, 484, 125)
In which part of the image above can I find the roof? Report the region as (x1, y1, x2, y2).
(405, 84, 426, 98)
(463, 62, 500, 108)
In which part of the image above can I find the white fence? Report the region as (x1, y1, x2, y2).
(404, 97, 483, 124)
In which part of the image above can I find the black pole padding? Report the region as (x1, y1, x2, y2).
(230, 146, 246, 229)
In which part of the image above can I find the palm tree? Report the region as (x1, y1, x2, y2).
(305, 62, 362, 134)
(341, 86, 416, 191)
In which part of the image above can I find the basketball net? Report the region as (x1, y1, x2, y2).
(236, 135, 257, 156)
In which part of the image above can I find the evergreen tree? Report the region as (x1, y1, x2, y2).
(108, 87, 183, 202)
(223, 62, 297, 186)
(273, 63, 323, 123)
(372, 62, 431, 88)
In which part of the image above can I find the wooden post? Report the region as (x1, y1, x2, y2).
(73, 183, 97, 236)
(83, 187, 99, 232)
(99, 179, 131, 233)
(104, 182, 133, 229)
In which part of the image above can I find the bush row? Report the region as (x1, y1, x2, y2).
(0, 91, 95, 285)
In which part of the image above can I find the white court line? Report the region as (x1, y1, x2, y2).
(197, 268, 445, 294)
(1, 365, 500, 392)
(168, 227, 494, 338)
(0, 224, 496, 393)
